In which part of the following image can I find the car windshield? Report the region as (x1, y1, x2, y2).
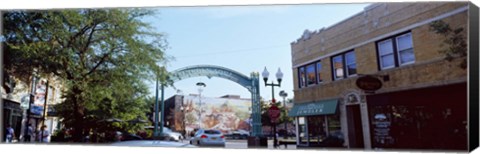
(204, 130, 221, 134)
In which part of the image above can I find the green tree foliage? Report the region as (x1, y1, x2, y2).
(429, 20, 467, 69)
(2, 9, 169, 142)
(260, 100, 293, 126)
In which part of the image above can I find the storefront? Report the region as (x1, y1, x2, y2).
(3, 99, 23, 140)
(366, 83, 467, 150)
(288, 99, 343, 147)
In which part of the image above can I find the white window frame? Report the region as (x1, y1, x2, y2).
(378, 39, 396, 70)
(395, 33, 415, 66)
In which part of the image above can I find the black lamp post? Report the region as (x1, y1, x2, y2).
(180, 103, 188, 139)
(24, 75, 37, 142)
(279, 90, 288, 139)
(262, 67, 283, 148)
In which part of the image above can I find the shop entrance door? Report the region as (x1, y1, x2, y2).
(346, 104, 364, 148)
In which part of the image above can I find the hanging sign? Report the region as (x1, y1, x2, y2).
(356, 75, 382, 92)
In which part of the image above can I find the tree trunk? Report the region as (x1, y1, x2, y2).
(71, 86, 85, 142)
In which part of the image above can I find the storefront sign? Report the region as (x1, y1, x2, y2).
(3, 99, 19, 109)
(288, 99, 338, 117)
(372, 113, 394, 147)
(30, 104, 44, 116)
(34, 79, 47, 105)
(356, 75, 382, 92)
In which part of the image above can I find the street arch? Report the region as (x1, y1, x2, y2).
(159, 65, 263, 137)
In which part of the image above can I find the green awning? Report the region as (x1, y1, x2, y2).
(288, 99, 338, 117)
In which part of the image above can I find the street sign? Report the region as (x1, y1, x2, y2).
(268, 105, 281, 123)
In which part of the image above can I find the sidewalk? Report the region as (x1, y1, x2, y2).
(266, 140, 297, 150)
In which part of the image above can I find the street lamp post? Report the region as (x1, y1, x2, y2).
(262, 67, 283, 148)
(24, 75, 38, 142)
(154, 79, 159, 138)
(196, 82, 206, 129)
(279, 90, 288, 139)
(180, 105, 185, 135)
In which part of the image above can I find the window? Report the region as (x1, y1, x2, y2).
(298, 67, 306, 88)
(377, 32, 415, 70)
(396, 33, 415, 65)
(345, 52, 357, 76)
(378, 40, 395, 69)
(316, 62, 323, 83)
(332, 55, 344, 80)
(306, 64, 316, 86)
(297, 60, 323, 88)
(331, 50, 356, 80)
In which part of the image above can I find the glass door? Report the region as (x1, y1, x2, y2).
(296, 117, 308, 146)
(307, 116, 326, 146)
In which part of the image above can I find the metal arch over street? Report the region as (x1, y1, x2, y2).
(157, 65, 263, 137)
(169, 65, 254, 92)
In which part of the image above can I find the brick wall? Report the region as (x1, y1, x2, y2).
(291, 2, 468, 103)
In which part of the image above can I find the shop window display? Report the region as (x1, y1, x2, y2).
(368, 104, 467, 150)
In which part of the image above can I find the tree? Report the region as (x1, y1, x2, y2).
(429, 20, 467, 69)
(2, 9, 169, 142)
(260, 100, 293, 127)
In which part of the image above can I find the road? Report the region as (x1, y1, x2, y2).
(181, 139, 297, 149)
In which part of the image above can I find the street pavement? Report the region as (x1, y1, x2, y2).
(181, 139, 297, 150)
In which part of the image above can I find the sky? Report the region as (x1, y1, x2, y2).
(144, 3, 372, 101)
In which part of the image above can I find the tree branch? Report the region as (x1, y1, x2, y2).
(83, 52, 110, 77)
(80, 24, 97, 69)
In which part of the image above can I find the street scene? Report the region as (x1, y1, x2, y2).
(1, 1, 472, 153)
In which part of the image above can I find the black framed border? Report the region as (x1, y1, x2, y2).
(468, 2, 479, 152)
(0, 11, 4, 143)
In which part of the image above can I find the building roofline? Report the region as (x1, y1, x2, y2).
(292, 4, 469, 68)
(292, 3, 379, 44)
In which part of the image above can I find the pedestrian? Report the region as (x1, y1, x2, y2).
(24, 124, 34, 142)
(37, 125, 50, 143)
(5, 124, 15, 143)
(275, 132, 280, 148)
(181, 130, 186, 141)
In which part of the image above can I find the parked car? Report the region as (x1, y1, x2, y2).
(190, 129, 225, 147)
(228, 129, 249, 139)
(144, 126, 184, 142)
(111, 140, 196, 148)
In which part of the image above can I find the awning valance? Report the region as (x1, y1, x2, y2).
(288, 99, 338, 117)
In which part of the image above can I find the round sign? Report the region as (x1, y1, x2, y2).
(356, 75, 382, 91)
(268, 105, 281, 123)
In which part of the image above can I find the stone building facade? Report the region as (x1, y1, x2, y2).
(289, 2, 469, 151)
(2, 75, 65, 142)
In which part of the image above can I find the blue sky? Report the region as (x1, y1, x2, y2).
(145, 3, 371, 101)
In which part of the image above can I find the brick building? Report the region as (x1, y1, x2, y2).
(288, 2, 469, 150)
